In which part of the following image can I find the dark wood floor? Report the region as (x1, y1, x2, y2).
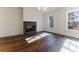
(0, 32, 79, 52)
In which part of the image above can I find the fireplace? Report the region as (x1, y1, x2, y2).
(23, 21, 37, 36)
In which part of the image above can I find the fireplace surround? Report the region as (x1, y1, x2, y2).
(23, 21, 37, 36)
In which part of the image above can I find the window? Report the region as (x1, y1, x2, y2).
(66, 9, 79, 30)
(48, 16, 54, 28)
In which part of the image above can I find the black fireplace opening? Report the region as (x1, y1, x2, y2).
(26, 24, 36, 32)
(23, 21, 37, 36)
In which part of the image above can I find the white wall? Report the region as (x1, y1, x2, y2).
(44, 7, 79, 38)
(1, 7, 78, 38)
(23, 7, 44, 32)
(0, 7, 23, 37)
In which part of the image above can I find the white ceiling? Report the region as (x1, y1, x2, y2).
(45, 7, 59, 13)
(39, 7, 61, 13)
(23, 7, 61, 13)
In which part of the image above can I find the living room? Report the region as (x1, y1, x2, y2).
(1, 0, 79, 59)
(0, 7, 79, 52)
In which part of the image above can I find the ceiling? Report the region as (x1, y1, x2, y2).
(45, 7, 60, 13)
(23, 7, 61, 13)
(39, 7, 61, 13)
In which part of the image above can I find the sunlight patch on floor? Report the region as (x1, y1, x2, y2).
(25, 33, 50, 43)
(60, 38, 79, 52)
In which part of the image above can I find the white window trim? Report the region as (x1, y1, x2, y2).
(66, 8, 79, 32)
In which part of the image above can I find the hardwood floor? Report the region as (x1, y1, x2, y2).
(0, 32, 79, 52)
